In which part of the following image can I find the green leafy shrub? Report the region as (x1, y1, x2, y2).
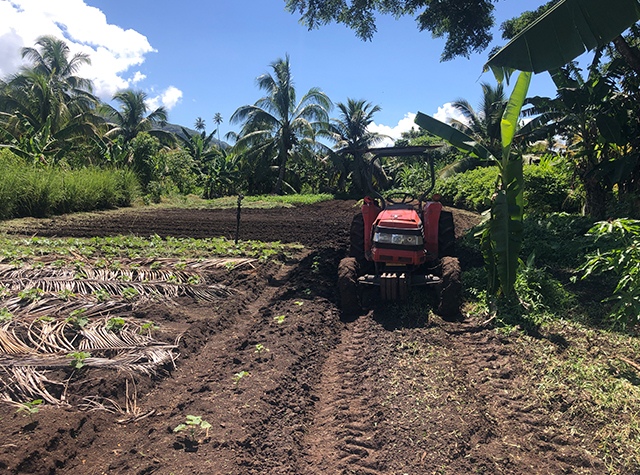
(578, 219, 640, 329)
(437, 166, 498, 211)
(436, 159, 577, 215)
(521, 213, 595, 269)
(522, 156, 579, 214)
(0, 151, 138, 219)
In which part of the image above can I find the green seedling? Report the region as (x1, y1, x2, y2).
(93, 288, 110, 302)
(255, 343, 270, 354)
(16, 399, 43, 419)
(66, 308, 89, 329)
(173, 415, 212, 441)
(57, 289, 76, 301)
(294, 301, 303, 306)
(121, 287, 139, 300)
(0, 308, 13, 323)
(36, 315, 54, 323)
(273, 315, 286, 324)
(187, 275, 201, 285)
(106, 317, 126, 333)
(139, 321, 159, 334)
(174, 262, 187, 271)
(68, 351, 91, 370)
(311, 256, 321, 274)
(18, 287, 43, 302)
(233, 370, 249, 385)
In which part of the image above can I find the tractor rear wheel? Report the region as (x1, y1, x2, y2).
(437, 256, 462, 320)
(438, 210, 456, 258)
(349, 212, 365, 261)
(338, 257, 361, 316)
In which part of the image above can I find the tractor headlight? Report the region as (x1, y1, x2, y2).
(373, 232, 423, 246)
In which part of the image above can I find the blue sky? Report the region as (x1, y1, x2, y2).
(0, 0, 566, 143)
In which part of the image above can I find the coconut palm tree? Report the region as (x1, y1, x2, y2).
(230, 55, 332, 194)
(100, 89, 170, 145)
(0, 36, 100, 162)
(328, 98, 385, 194)
(194, 117, 206, 132)
(21, 35, 94, 94)
(213, 112, 223, 142)
(448, 82, 507, 160)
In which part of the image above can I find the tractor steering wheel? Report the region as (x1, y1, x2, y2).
(385, 191, 418, 205)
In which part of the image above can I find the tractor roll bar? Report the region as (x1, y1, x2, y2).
(360, 146, 441, 207)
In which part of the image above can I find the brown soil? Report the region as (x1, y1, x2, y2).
(0, 201, 606, 474)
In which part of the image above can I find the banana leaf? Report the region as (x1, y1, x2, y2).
(500, 72, 532, 159)
(485, 0, 640, 80)
(414, 112, 495, 161)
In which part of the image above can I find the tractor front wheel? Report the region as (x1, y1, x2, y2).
(338, 257, 361, 317)
(437, 256, 462, 320)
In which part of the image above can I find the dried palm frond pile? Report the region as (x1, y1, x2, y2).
(0, 257, 253, 408)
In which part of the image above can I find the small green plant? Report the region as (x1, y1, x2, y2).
(106, 317, 126, 333)
(93, 288, 110, 302)
(0, 308, 13, 323)
(311, 256, 321, 274)
(139, 321, 159, 334)
(577, 219, 640, 329)
(273, 315, 286, 324)
(36, 315, 54, 323)
(233, 370, 249, 385)
(18, 287, 43, 302)
(255, 343, 270, 354)
(16, 399, 43, 418)
(121, 287, 139, 300)
(173, 415, 212, 441)
(57, 288, 76, 301)
(66, 308, 89, 329)
(294, 301, 303, 306)
(187, 275, 201, 285)
(174, 262, 187, 271)
(68, 351, 91, 370)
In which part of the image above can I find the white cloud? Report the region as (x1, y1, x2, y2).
(0, 0, 155, 99)
(147, 86, 183, 111)
(433, 102, 468, 125)
(131, 71, 146, 84)
(368, 112, 419, 147)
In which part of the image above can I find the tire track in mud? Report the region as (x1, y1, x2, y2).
(301, 315, 387, 475)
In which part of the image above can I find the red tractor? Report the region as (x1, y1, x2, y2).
(338, 146, 462, 318)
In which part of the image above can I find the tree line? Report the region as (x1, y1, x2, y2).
(2, 24, 640, 221)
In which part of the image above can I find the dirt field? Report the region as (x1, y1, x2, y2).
(0, 200, 607, 474)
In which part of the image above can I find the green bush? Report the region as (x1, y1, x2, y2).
(437, 166, 497, 211)
(0, 151, 139, 219)
(578, 219, 640, 329)
(521, 213, 594, 269)
(436, 158, 577, 215)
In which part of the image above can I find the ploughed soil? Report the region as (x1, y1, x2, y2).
(0, 201, 606, 474)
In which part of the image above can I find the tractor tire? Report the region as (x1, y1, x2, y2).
(349, 212, 365, 262)
(437, 256, 462, 320)
(338, 257, 361, 317)
(438, 210, 456, 258)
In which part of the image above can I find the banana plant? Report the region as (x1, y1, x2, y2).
(415, 71, 532, 297)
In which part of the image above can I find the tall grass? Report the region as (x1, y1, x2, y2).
(0, 151, 139, 219)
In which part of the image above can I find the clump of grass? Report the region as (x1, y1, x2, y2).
(0, 152, 139, 220)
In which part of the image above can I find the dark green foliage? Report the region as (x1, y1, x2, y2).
(521, 213, 595, 269)
(435, 161, 577, 215)
(285, 0, 497, 61)
(578, 219, 640, 329)
(0, 150, 138, 219)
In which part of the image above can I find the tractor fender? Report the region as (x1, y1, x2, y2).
(423, 201, 442, 257)
(361, 196, 381, 260)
